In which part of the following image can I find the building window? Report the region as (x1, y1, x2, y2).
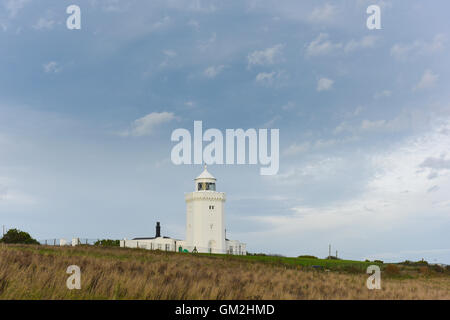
(165, 244, 170, 251)
(209, 205, 215, 210)
(158, 244, 162, 250)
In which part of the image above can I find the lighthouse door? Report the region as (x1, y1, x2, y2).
(208, 240, 216, 254)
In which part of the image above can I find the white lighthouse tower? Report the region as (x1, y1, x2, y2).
(185, 165, 226, 253)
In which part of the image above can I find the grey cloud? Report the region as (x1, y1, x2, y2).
(420, 157, 450, 170)
(427, 171, 438, 180)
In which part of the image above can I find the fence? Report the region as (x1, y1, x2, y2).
(37, 238, 247, 255)
(121, 240, 246, 255)
(39, 238, 100, 246)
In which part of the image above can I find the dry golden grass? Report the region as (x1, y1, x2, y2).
(0, 244, 449, 300)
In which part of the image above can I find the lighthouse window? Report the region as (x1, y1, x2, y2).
(209, 205, 215, 210)
(197, 182, 216, 191)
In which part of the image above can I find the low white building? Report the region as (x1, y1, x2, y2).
(120, 166, 246, 255)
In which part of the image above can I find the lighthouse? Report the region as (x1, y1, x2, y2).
(185, 165, 226, 253)
(120, 166, 246, 255)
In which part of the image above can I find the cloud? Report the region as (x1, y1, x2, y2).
(283, 136, 360, 157)
(356, 0, 392, 10)
(420, 157, 450, 171)
(151, 16, 171, 30)
(390, 34, 446, 61)
(197, 32, 216, 50)
(251, 119, 450, 250)
(203, 65, 225, 78)
(413, 69, 438, 91)
(163, 50, 176, 57)
(256, 71, 276, 83)
(361, 119, 387, 131)
(344, 35, 378, 52)
(305, 33, 341, 57)
(184, 101, 196, 108)
(306, 34, 379, 57)
(166, 0, 217, 13)
(33, 18, 55, 30)
(281, 101, 295, 111)
(159, 50, 177, 68)
(187, 19, 200, 29)
(283, 142, 310, 156)
(263, 115, 281, 128)
(43, 61, 61, 73)
(317, 77, 334, 92)
(308, 3, 337, 23)
(3, 0, 30, 18)
(333, 122, 351, 134)
(373, 90, 392, 99)
(427, 171, 438, 180)
(248, 44, 284, 67)
(100, 0, 132, 12)
(120, 112, 175, 137)
(255, 71, 285, 87)
(334, 107, 431, 135)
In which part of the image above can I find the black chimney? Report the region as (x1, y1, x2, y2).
(156, 222, 161, 238)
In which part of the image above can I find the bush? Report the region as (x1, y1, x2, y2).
(419, 266, 430, 275)
(0, 228, 39, 245)
(339, 265, 364, 274)
(374, 260, 383, 264)
(384, 264, 400, 275)
(429, 265, 444, 273)
(94, 239, 120, 247)
(298, 255, 318, 259)
(400, 259, 428, 266)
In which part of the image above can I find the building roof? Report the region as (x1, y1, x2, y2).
(132, 237, 156, 240)
(195, 165, 216, 180)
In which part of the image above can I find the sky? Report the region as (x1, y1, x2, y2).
(0, 0, 449, 263)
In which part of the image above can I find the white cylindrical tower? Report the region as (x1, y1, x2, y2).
(185, 165, 226, 253)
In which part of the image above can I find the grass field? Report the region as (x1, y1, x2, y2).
(0, 244, 449, 299)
